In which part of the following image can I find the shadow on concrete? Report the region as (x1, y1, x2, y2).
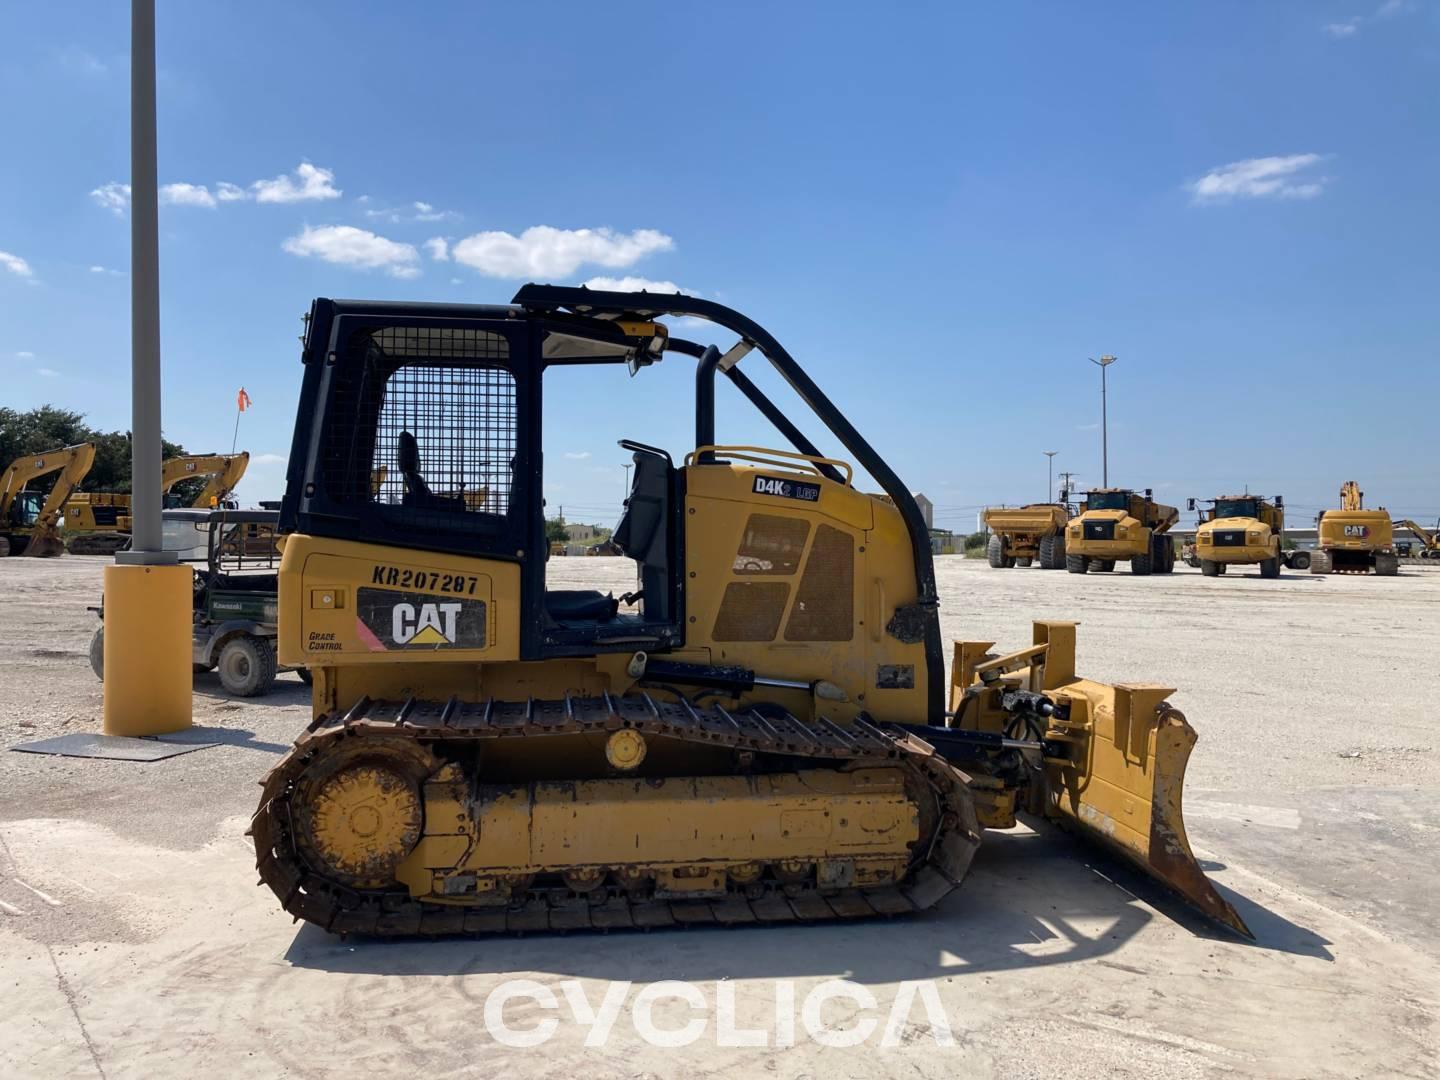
(193, 674, 310, 710)
(163, 724, 290, 754)
(281, 828, 1332, 981)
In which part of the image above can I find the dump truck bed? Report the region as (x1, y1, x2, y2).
(983, 504, 1068, 535)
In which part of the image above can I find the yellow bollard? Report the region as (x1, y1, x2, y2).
(102, 563, 192, 735)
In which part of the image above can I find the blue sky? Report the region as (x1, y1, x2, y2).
(2, 1, 1436, 530)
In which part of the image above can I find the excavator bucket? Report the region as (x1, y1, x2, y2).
(1042, 687, 1250, 937)
(20, 530, 66, 558)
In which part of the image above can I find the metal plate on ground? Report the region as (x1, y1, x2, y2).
(9, 733, 219, 761)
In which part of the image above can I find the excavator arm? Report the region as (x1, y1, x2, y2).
(1340, 480, 1363, 511)
(162, 452, 249, 508)
(0, 443, 97, 557)
(1392, 519, 1439, 553)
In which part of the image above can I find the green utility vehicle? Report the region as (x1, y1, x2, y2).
(89, 509, 308, 696)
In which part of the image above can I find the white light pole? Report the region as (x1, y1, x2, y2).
(1044, 451, 1058, 502)
(1088, 355, 1117, 486)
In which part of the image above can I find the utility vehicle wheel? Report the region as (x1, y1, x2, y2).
(217, 636, 277, 697)
(1309, 550, 1333, 575)
(1092, 560, 1116, 573)
(296, 668, 313, 685)
(89, 627, 104, 680)
(1015, 557, 1033, 568)
(1200, 559, 1221, 577)
(1374, 553, 1399, 577)
(1259, 556, 1281, 579)
(1066, 554, 1088, 574)
(986, 535, 1006, 569)
(1130, 549, 1153, 575)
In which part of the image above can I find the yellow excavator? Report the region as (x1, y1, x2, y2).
(1391, 518, 1439, 559)
(0, 443, 96, 557)
(1312, 480, 1397, 575)
(66, 452, 250, 555)
(251, 287, 1247, 940)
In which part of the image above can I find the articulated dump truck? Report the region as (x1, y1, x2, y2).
(250, 286, 1247, 939)
(981, 503, 1069, 569)
(1188, 494, 1309, 578)
(1065, 488, 1178, 575)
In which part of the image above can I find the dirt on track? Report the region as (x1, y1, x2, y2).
(1, 554, 1438, 1079)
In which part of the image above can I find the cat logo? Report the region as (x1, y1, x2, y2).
(392, 601, 462, 645)
(1343, 524, 1370, 538)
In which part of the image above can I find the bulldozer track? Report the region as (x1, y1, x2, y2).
(251, 692, 981, 936)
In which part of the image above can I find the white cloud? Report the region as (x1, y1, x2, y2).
(251, 452, 287, 465)
(1323, 1, 1412, 38)
(58, 46, 107, 76)
(424, 237, 450, 261)
(582, 275, 692, 295)
(160, 182, 218, 208)
(89, 265, 123, 275)
(91, 181, 131, 215)
(282, 224, 420, 278)
(1187, 154, 1328, 204)
(36, 367, 60, 378)
(15, 351, 36, 360)
(216, 181, 248, 202)
(365, 200, 458, 224)
(563, 451, 591, 460)
(252, 162, 341, 204)
(451, 226, 673, 278)
(1324, 20, 1360, 36)
(0, 250, 33, 277)
(450, 277, 463, 285)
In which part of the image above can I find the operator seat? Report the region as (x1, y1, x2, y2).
(612, 445, 675, 623)
(397, 431, 464, 513)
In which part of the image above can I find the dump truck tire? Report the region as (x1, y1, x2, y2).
(1038, 535, 1055, 568)
(1066, 553, 1088, 574)
(1200, 559, 1221, 577)
(986, 535, 1006, 568)
(1375, 553, 1399, 577)
(0, 537, 10, 557)
(1015, 556, 1032, 567)
(1309, 550, 1333, 575)
(1154, 534, 1175, 573)
(1092, 560, 1115, 573)
(217, 636, 277, 697)
(89, 627, 105, 681)
(1131, 549, 1153, 575)
(1259, 556, 1281, 579)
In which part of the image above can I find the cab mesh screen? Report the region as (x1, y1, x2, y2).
(712, 581, 790, 642)
(733, 514, 810, 574)
(785, 524, 854, 641)
(324, 326, 515, 524)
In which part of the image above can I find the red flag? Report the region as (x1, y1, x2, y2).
(237, 387, 252, 412)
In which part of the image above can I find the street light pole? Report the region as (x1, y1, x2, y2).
(1088, 355, 1117, 486)
(1044, 451, 1058, 502)
(102, 0, 191, 736)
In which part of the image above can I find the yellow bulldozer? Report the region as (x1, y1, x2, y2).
(249, 287, 1247, 939)
(1187, 494, 1309, 578)
(980, 503, 1070, 569)
(1063, 488, 1178, 575)
(66, 452, 250, 555)
(1311, 480, 1397, 576)
(0, 443, 96, 557)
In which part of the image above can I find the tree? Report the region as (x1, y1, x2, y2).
(0, 405, 188, 495)
(545, 515, 570, 546)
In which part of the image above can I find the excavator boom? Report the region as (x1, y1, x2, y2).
(163, 451, 249, 508)
(0, 443, 96, 557)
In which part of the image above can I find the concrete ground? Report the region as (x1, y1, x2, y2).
(1, 554, 1437, 1078)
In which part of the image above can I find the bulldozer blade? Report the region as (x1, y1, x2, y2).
(1043, 688, 1252, 939)
(20, 532, 66, 558)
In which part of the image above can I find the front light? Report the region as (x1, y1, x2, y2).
(1248, 532, 1261, 543)
(1198, 534, 1211, 546)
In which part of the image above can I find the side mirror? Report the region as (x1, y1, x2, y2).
(1275, 495, 1284, 508)
(1186, 498, 1196, 511)
(1145, 488, 1153, 500)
